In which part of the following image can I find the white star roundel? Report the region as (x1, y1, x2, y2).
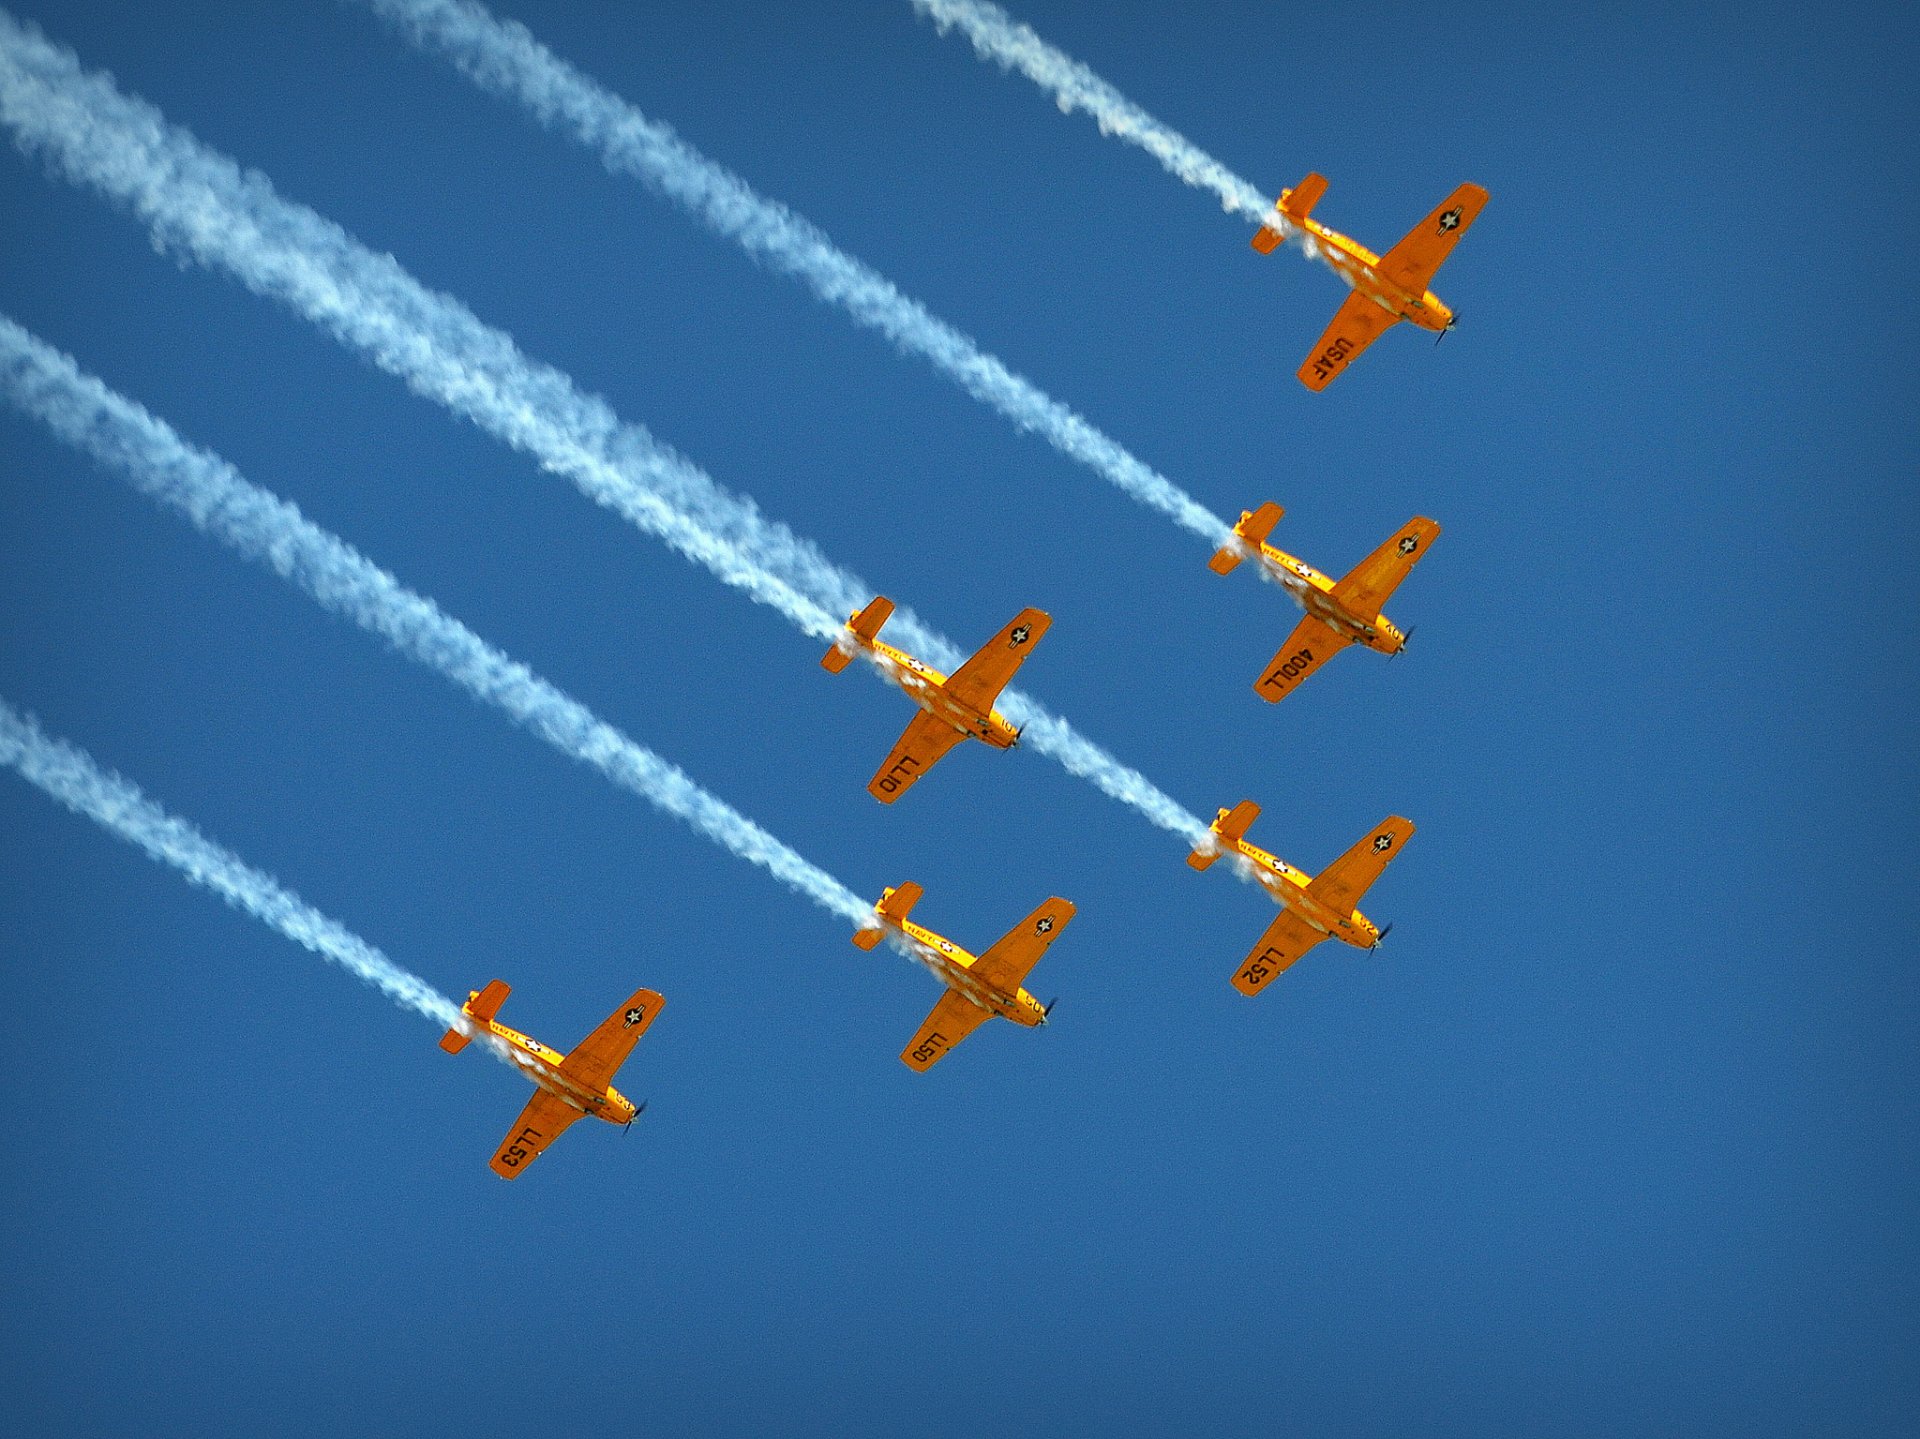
(624, 1007, 646, 1027)
(1010, 625, 1031, 645)
(1035, 916, 1054, 934)
(1372, 834, 1393, 853)
(1398, 536, 1418, 556)
(1438, 207, 1462, 232)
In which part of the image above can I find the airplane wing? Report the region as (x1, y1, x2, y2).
(1232, 907, 1328, 995)
(1377, 182, 1488, 296)
(901, 988, 994, 1072)
(489, 1088, 584, 1179)
(868, 710, 968, 803)
(1298, 291, 1400, 391)
(1330, 518, 1441, 620)
(943, 608, 1051, 714)
(1253, 614, 1351, 704)
(971, 897, 1075, 994)
(558, 986, 665, 1094)
(1305, 816, 1416, 917)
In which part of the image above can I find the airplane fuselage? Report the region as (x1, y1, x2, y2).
(484, 1018, 638, 1126)
(863, 638, 1020, 748)
(1228, 838, 1381, 949)
(1248, 541, 1406, 656)
(1290, 208, 1454, 333)
(891, 916, 1047, 1027)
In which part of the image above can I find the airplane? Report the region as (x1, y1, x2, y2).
(853, 883, 1074, 1070)
(1209, 502, 1439, 704)
(439, 980, 663, 1179)
(823, 596, 1049, 803)
(1188, 801, 1413, 995)
(1250, 172, 1488, 390)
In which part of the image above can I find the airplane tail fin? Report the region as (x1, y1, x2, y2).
(440, 979, 510, 1054)
(1330, 518, 1441, 621)
(1188, 800, 1261, 871)
(823, 596, 894, 673)
(1208, 503, 1285, 575)
(854, 881, 924, 949)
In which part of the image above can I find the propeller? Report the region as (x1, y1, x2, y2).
(1391, 625, 1417, 657)
(1040, 996, 1059, 1024)
(1436, 316, 1456, 347)
(1371, 922, 1394, 950)
(623, 1098, 648, 1133)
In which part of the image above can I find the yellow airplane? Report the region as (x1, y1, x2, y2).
(1189, 802, 1413, 994)
(823, 596, 1049, 803)
(853, 883, 1073, 1070)
(1209, 502, 1439, 704)
(439, 980, 663, 1179)
(1251, 172, 1488, 390)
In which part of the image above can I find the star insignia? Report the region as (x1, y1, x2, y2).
(1035, 916, 1054, 934)
(624, 1007, 645, 1027)
(1398, 536, 1418, 556)
(1438, 207, 1461, 233)
(1372, 834, 1393, 853)
(1010, 625, 1031, 645)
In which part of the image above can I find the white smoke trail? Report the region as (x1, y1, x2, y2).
(355, 0, 1233, 549)
(0, 317, 892, 946)
(0, 695, 472, 1033)
(0, 11, 1212, 850)
(909, 1, 1330, 261)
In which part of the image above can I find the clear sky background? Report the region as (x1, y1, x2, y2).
(2, 2, 1914, 1435)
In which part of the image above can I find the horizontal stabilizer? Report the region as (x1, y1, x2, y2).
(1331, 517, 1441, 622)
(1190, 799, 1260, 870)
(1305, 816, 1415, 918)
(1279, 173, 1329, 222)
(855, 882, 923, 948)
(1209, 502, 1284, 574)
(1250, 225, 1284, 254)
(440, 979, 510, 1054)
(824, 596, 894, 672)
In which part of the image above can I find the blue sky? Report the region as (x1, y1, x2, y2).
(1, 2, 1915, 1435)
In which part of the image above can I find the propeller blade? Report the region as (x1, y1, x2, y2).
(1042, 996, 1058, 1021)
(1372, 922, 1394, 948)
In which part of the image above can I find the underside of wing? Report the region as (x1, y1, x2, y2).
(943, 608, 1050, 714)
(1232, 908, 1328, 995)
(1330, 518, 1441, 621)
(1378, 182, 1488, 296)
(558, 987, 664, 1094)
(1298, 291, 1399, 391)
(868, 710, 967, 803)
(1305, 816, 1415, 918)
(901, 988, 994, 1072)
(489, 1088, 583, 1179)
(1254, 614, 1350, 704)
(970, 897, 1075, 994)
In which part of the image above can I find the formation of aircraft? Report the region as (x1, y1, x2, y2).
(823, 595, 1049, 803)
(1252, 172, 1488, 390)
(1209, 502, 1440, 703)
(439, 980, 663, 1177)
(443, 166, 1471, 1173)
(852, 883, 1073, 1071)
(1188, 803, 1414, 994)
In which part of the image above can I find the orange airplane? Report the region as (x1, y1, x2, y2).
(1209, 502, 1438, 704)
(853, 883, 1073, 1070)
(823, 596, 1048, 803)
(1189, 802, 1413, 994)
(439, 980, 663, 1178)
(1251, 172, 1488, 390)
